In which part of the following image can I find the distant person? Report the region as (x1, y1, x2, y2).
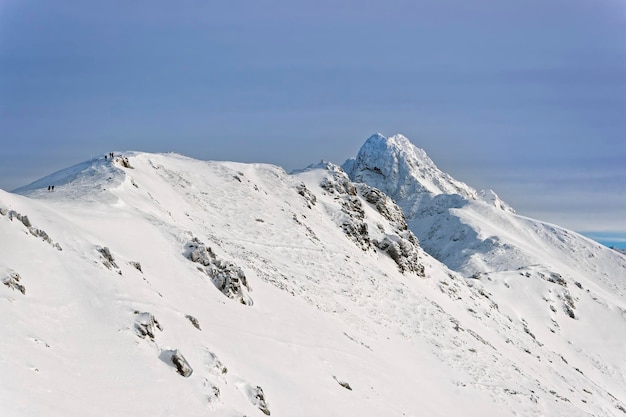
(47, 186, 51, 191)
(51, 185, 55, 191)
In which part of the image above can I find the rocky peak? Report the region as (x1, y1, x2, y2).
(343, 133, 478, 216)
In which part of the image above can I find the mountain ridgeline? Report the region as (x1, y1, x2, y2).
(1, 136, 625, 417)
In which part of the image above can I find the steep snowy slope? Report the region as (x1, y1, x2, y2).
(344, 133, 626, 407)
(1, 151, 625, 416)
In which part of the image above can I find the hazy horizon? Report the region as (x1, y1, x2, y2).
(1, 0, 624, 246)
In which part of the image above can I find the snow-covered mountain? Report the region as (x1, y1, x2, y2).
(1, 143, 625, 416)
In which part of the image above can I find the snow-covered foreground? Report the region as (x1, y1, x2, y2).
(1, 141, 625, 416)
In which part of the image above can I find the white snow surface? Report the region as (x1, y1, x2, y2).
(1, 147, 625, 416)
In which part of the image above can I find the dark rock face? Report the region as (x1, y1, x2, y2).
(185, 238, 253, 305)
(2, 270, 25, 295)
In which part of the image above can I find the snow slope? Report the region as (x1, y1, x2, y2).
(1, 150, 625, 416)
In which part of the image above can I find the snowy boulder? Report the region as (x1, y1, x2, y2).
(133, 311, 163, 340)
(114, 156, 133, 169)
(204, 348, 227, 375)
(187, 238, 216, 266)
(207, 259, 253, 305)
(161, 349, 193, 377)
(239, 383, 270, 415)
(2, 269, 25, 295)
(185, 238, 253, 305)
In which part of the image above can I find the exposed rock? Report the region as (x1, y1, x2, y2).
(208, 260, 252, 305)
(133, 311, 163, 340)
(129, 261, 142, 272)
(160, 349, 193, 377)
(319, 166, 372, 250)
(19, 215, 32, 228)
(97, 246, 120, 272)
(0, 207, 8, 216)
(186, 314, 201, 330)
(357, 184, 407, 230)
(2, 270, 25, 295)
(3, 209, 62, 250)
(559, 290, 576, 319)
(204, 379, 221, 407)
(374, 232, 425, 276)
(171, 350, 193, 377)
(548, 272, 567, 287)
(341, 220, 370, 251)
(242, 384, 270, 415)
(295, 183, 317, 208)
(184, 238, 253, 305)
(204, 349, 227, 375)
(115, 156, 133, 169)
(333, 375, 352, 391)
(320, 166, 357, 196)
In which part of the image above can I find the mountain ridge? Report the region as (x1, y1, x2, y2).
(1, 138, 625, 416)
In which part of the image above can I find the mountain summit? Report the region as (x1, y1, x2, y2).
(344, 133, 478, 202)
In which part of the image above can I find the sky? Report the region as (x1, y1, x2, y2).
(1, 0, 625, 247)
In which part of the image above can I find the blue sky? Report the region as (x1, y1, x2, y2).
(1, 0, 625, 247)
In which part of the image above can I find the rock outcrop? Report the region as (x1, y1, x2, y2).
(2, 269, 25, 295)
(185, 238, 253, 305)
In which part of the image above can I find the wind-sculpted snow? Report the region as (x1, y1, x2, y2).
(1, 150, 625, 417)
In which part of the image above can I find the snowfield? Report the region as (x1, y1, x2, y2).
(1, 137, 625, 416)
